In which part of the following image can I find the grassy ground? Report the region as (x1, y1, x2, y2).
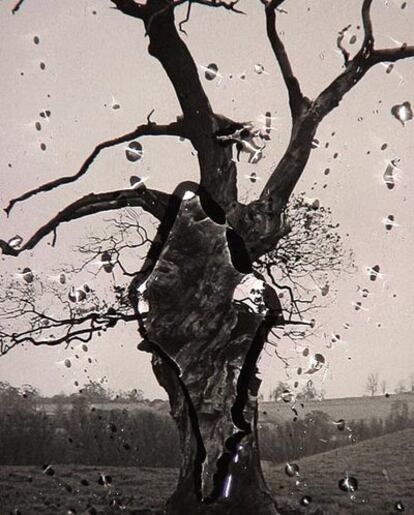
(1, 429, 413, 514)
(267, 428, 414, 514)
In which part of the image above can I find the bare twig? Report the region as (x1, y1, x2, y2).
(11, 0, 25, 14)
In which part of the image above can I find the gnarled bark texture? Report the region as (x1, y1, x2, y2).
(143, 196, 278, 514)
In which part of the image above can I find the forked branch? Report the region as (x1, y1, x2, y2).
(257, 0, 414, 247)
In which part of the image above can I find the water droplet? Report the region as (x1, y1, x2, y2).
(300, 495, 312, 506)
(125, 141, 143, 162)
(281, 390, 293, 403)
(205, 63, 219, 81)
(334, 419, 346, 431)
(68, 287, 86, 303)
(383, 163, 396, 190)
(130, 175, 144, 188)
(42, 464, 55, 476)
(338, 476, 358, 492)
(285, 462, 300, 477)
(391, 101, 413, 125)
(307, 353, 325, 373)
(8, 235, 23, 248)
(368, 265, 380, 281)
(22, 267, 34, 283)
(384, 214, 395, 230)
(101, 251, 113, 273)
(320, 283, 329, 296)
(33, 36, 40, 45)
(254, 63, 265, 75)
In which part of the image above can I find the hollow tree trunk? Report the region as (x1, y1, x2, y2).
(142, 195, 279, 514)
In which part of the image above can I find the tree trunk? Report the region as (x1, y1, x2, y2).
(143, 194, 279, 514)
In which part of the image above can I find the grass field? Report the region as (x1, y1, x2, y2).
(1, 429, 413, 514)
(266, 427, 414, 514)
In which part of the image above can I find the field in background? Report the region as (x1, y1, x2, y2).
(259, 392, 414, 425)
(2, 428, 413, 514)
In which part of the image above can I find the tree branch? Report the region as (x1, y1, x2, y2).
(1, 310, 137, 355)
(0, 188, 170, 257)
(371, 45, 414, 63)
(11, 0, 25, 14)
(110, 0, 146, 18)
(140, 0, 239, 210)
(264, 0, 306, 119)
(5, 118, 183, 215)
(252, 0, 414, 257)
(313, 0, 413, 121)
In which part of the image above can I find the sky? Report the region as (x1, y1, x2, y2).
(0, 0, 413, 400)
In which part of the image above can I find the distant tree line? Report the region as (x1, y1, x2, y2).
(1, 381, 414, 467)
(0, 381, 178, 467)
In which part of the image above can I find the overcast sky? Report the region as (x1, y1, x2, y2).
(0, 0, 413, 400)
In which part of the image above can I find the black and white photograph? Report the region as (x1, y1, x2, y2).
(0, 0, 413, 513)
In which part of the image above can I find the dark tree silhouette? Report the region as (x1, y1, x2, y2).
(1, 0, 414, 513)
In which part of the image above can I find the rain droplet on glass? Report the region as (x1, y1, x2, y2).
(368, 265, 380, 281)
(22, 267, 34, 283)
(338, 476, 358, 492)
(391, 101, 413, 125)
(384, 214, 395, 231)
(254, 63, 265, 75)
(383, 163, 396, 190)
(285, 462, 299, 477)
(125, 141, 143, 162)
(205, 63, 219, 81)
(300, 496, 312, 506)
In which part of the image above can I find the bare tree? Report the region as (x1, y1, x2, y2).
(366, 372, 379, 397)
(1, 0, 414, 513)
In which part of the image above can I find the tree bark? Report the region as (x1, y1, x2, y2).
(143, 195, 279, 514)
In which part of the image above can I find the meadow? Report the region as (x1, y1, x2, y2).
(1, 428, 413, 514)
